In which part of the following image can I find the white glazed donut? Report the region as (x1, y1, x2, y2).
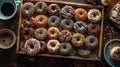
(88, 9, 102, 23)
(110, 46, 120, 61)
(47, 40, 60, 53)
(24, 38, 41, 56)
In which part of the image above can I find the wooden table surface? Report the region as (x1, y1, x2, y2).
(0, 0, 120, 67)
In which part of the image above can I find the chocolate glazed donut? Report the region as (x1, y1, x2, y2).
(48, 4, 60, 15)
(87, 23, 100, 35)
(39, 41, 47, 53)
(21, 27, 34, 40)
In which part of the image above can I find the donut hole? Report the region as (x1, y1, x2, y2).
(79, 12, 83, 15)
(76, 38, 80, 41)
(78, 23, 82, 27)
(39, 30, 43, 34)
(30, 45, 34, 49)
(25, 31, 29, 35)
(66, 10, 69, 13)
(90, 39, 94, 43)
(66, 22, 70, 26)
(51, 30, 55, 35)
(51, 42, 56, 47)
(63, 46, 67, 49)
(39, 18, 43, 21)
(92, 26, 96, 29)
(2, 40, 6, 42)
(52, 6, 56, 10)
(93, 12, 98, 17)
(38, 4, 42, 9)
(26, 7, 29, 10)
(52, 18, 56, 23)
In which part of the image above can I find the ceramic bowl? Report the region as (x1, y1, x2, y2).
(0, 29, 16, 49)
(104, 39, 120, 67)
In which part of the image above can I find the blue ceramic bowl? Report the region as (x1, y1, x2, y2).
(104, 39, 120, 67)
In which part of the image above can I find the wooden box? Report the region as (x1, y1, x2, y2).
(16, 0, 104, 61)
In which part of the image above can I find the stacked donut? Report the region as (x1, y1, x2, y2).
(20, 1, 102, 58)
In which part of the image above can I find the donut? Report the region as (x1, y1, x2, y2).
(60, 43, 72, 55)
(110, 3, 120, 25)
(87, 23, 100, 35)
(24, 38, 41, 56)
(88, 9, 102, 23)
(39, 41, 47, 53)
(85, 36, 98, 50)
(101, 0, 112, 5)
(110, 46, 120, 61)
(72, 33, 85, 47)
(48, 27, 60, 39)
(47, 40, 60, 53)
(48, 4, 60, 15)
(78, 49, 91, 57)
(22, 2, 35, 17)
(74, 21, 87, 33)
(34, 15, 48, 27)
(34, 28, 47, 40)
(21, 27, 34, 40)
(60, 19, 74, 30)
(60, 5, 74, 19)
(35, 2, 48, 14)
(48, 16, 60, 27)
(59, 30, 72, 42)
(21, 19, 34, 29)
(74, 8, 87, 21)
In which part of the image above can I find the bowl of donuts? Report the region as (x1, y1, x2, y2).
(16, 0, 104, 61)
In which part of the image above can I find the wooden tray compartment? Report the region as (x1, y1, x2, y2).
(16, 0, 104, 61)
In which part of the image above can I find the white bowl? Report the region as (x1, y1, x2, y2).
(0, 29, 16, 49)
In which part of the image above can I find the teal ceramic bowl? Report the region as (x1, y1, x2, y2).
(104, 39, 120, 67)
(0, 0, 20, 20)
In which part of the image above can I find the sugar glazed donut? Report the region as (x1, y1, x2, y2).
(48, 16, 60, 27)
(24, 38, 41, 56)
(85, 36, 98, 50)
(72, 33, 85, 47)
(59, 30, 72, 42)
(110, 46, 120, 61)
(34, 28, 47, 40)
(74, 21, 87, 33)
(35, 2, 48, 14)
(60, 5, 74, 19)
(78, 49, 91, 57)
(87, 23, 100, 35)
(22, 2, 35, 17)
(47, 40, 60, 53)
(60, 19, 74, 30)
(48, 27, 60, 39)
(39, 41, 47, 53)
(60, 43, 72, 55)
(21, 27, 34, 40)
(35, 15, 48, 27)
(48, 4, 60, 15)
(88, 9, 102, 23)
(74, 8, 88, 21)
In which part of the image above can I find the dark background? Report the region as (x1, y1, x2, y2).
(0, 0, 120, 67)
